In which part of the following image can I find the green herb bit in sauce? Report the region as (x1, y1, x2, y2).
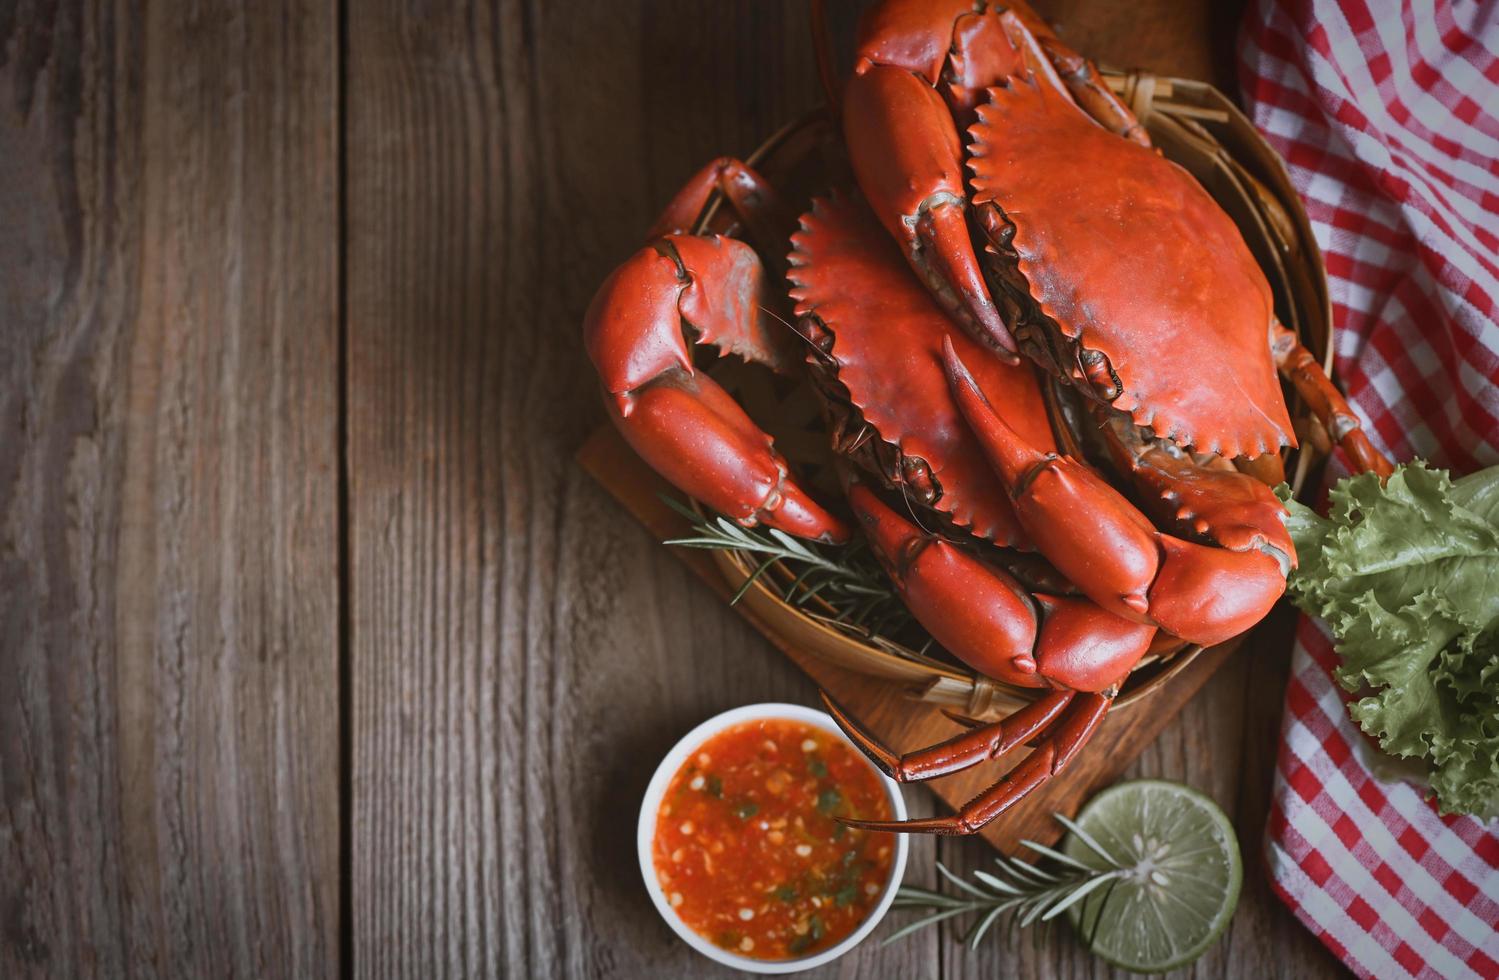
(705, 774, 722, 798)
(816, 788, 843, 816)
(774, 884, 797, 902)
(808, 757, 828, 778)
(733, 801, 759, 819)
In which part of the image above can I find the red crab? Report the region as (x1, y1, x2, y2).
(583, 0, 1391, 835)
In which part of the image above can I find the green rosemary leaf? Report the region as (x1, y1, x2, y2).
(1082, 876, 1121, 952)
(881, 906, 975, 945)
(965, 904, 1009, 950)
(886, 812, 1144, 952)
(1040, 871, 1121, 921)
(1002, 859, 1059, 884)
(1017, 896, 1054, 928)
(971, 869, 1022, 895)
(784, 563, 820, 602)
(713, 517, 756, 545)
(658, 494, 705, 522)
(891, 886, 968, 908)
(768, 527, 818, 560)
(661, 501, 912, 642)
(730, 557, 780, 606)
(935, 862, 994, 900)
(1052, 813, 1122, 868)
(797, 577, 835, 604)
(1019, 840, 1097, 872)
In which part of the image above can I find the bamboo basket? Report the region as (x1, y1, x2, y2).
(680, 71, 1333, 722)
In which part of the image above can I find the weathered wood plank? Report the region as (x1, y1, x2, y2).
(345, 0, 929, 976)
(0, 2, 340, 977)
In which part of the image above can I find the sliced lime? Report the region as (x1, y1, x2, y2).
(1063, 780, 1242, 974)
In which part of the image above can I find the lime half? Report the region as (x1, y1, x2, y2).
(1063, 780, 1242, 973)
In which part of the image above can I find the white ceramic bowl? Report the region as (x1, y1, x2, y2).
(637, 702, 909, 974)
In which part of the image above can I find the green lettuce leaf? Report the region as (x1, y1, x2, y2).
(1278, 461, 1499, 818)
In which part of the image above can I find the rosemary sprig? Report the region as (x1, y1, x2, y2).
(887, 813, 1128, 951)
(659, 496, 910, 632)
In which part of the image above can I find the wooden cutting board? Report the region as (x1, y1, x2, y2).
(577, 425, 1241, 854)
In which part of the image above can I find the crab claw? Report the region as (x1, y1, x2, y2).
(842, 66, 1017, 360)
(1031, 594, 1156, 693)
(1146, 536, 1286, 647)
(602, 370, 849, 542)
(823, 686, 1113, 836)
(847, 483, 1154, 691)
(848, 482, 1044, 689)
(820, 422, 1160, 839)
(942, 336, 1158, 620)
(585, 236, 849, 543)
(945, 337, 1290, 647)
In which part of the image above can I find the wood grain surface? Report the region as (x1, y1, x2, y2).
(1, 2, 340, 978)
(2, 1, 1349, 978)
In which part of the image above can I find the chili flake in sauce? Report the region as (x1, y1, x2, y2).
(652, 719, 895, 960)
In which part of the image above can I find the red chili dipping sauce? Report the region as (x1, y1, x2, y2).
(652, 718, 895, 960)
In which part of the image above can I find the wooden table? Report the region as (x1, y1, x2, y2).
(1, 2, 1349, 976)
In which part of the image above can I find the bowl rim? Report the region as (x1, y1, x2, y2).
(636, 702, 911, 974)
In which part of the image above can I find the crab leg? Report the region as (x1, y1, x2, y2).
(1270, 320, 1393, 478)
(584, 231, 848, 542)
(944, 338, 1288, 646)
(830, 688, 1112, 835)
(821, 687, 1075, 783)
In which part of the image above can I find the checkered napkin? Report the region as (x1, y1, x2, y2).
(1237, 0, 1499, 975)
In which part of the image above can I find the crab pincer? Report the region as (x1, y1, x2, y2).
(583, 164, 849, 543)
(942, 337, 1289, 648)
(842, 66, 1014, 359)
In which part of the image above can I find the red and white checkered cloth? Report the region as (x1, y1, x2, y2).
(1238, 0, 1499, 976)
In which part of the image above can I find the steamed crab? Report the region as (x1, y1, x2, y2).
(584, 0, 1390, 835)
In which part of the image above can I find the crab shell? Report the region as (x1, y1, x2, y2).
(967, 58, 1296, 460)
(786, 192, 1056, 547)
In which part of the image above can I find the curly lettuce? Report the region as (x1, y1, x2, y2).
(1278, 461, 1499, 818)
